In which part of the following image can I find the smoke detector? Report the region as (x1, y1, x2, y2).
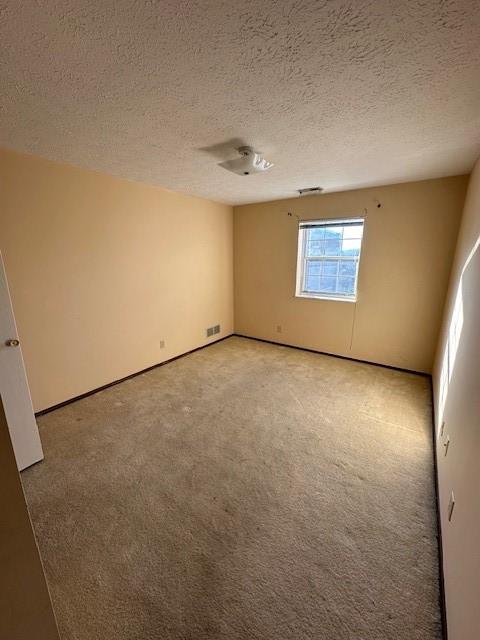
(219, 146, 273, 176)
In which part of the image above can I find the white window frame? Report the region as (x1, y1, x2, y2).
(295, 217, 364, 302)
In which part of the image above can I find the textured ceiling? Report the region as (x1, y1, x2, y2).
(1, 0, 480, 205)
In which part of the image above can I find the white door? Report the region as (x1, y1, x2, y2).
(0, 253, 43, 470)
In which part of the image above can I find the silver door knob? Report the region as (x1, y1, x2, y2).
(5, 339, 20, 347)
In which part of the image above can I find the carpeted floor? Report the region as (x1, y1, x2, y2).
(22, 336, 442, 640)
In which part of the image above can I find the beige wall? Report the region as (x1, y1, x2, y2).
(0, 397, 59, 640)
(234, 176, 467, 373)
(433, 158, 480, 640)
(0, 148, 233, 412)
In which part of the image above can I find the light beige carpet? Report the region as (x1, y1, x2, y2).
(22, 336, 442, 640)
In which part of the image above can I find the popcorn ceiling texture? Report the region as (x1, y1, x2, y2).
(1, 0, 479, 205)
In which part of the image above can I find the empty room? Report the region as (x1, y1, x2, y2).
(1, 2, 479, 639)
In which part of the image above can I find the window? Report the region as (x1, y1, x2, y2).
(296, 218, 364, 301)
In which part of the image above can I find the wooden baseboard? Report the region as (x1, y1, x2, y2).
(35, 334, 233, 416)
(233, 333, 430, 377)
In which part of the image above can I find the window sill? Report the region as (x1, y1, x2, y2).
(295, 292, 357, 303)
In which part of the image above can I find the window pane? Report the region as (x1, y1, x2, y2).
(305, 261, 321, 276)
(319, 276, 336, 292)
(341, 238, 361, 256)
(322, 260, 338, 276)
(339, 260, 356, 277)
(305, 275, 320, 290)
(324, 226, 343, 240)
(308, 227, 325, 241)
(303, 260, 358, 296)
(337, 276, 355, 294)
(343, 224, 363, 240)
(306, 240, 323, 256)
(324, 238, 342, 255)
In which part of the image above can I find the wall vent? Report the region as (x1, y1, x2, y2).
(206, 325, 221, 337)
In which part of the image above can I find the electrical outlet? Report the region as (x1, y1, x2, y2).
(448, 491, 455, 522)
(159, 340, 165, 349)
(276, 325, 282, 333)
(444, 435, 450, 456)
